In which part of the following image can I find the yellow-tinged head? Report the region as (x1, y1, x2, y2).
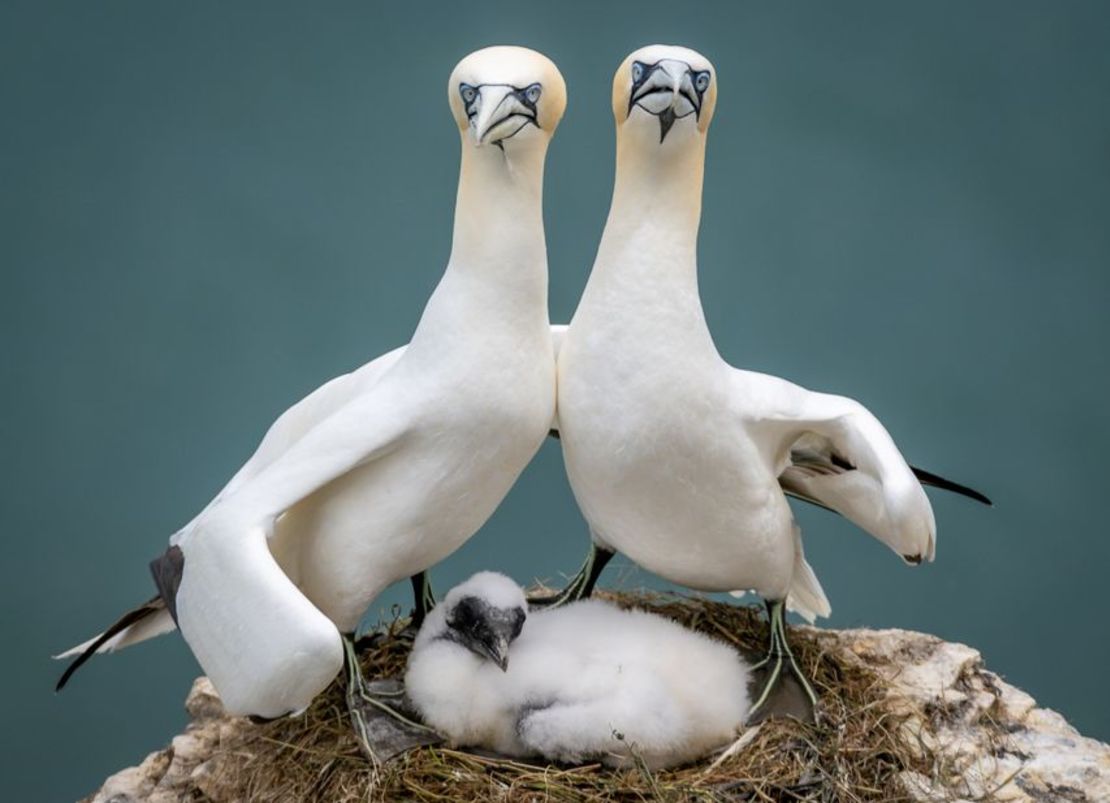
(448, 46, 567, 151)
(612, 44, 717, 146)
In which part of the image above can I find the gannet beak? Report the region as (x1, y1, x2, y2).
(488, 635, 510, 672)
(628, 59, 704, 143)
(470, 629, 511, 671)
(658, 65, 685, 142)
(450, 596, 524, 671)
(474, 623, 515, 672)
(667, 63, 684, 99)
(471, 85, 536, 147)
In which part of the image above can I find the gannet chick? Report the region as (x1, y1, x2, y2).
(55, 47, 568, 746)
(406, 572, 751, 769)
(550, 45, 991, 720)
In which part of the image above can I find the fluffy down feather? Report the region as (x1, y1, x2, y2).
(406, 572, 751, 769)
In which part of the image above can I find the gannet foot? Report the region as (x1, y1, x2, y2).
(343, 638, 442, 764)
(527, 544, 615, 608)
(746, 599, 819, 725)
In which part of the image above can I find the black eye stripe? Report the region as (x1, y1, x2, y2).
(458, 82, 543, 123)
(627, 59, 712, 125)
(628, 61, 661, 112)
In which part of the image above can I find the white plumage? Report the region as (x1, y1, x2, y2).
(58, 46, 568, 720)
(551, 44, 994, 717)
(406, 572, 751, 769)
(558, 44, 939, 620)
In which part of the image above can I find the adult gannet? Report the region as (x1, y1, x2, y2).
(56, 47, 568, 739)
(551, 45, 990, 719)
(406, 572, 751, 769)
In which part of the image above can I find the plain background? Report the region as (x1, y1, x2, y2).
(3, 2, 1108, 799)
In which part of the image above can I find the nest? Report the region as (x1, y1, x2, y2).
(192, 591, 950, 802)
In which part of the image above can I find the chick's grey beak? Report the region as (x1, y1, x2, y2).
(484, 635, 511, 672)
(476, 615, 519, 671)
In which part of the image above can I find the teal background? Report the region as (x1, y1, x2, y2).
(3, 2, 1108, 799)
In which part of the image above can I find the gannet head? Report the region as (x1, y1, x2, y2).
(613, 44, 717, 146)
(440, 571, 527, 672)
(449, 46, 567, 152)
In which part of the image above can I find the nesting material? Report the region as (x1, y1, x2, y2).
(86, 590, 1108, 803)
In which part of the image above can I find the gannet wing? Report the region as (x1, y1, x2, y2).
(54, 345, 410, 680)
(734, 368, 938, 564)
(907, 465, 992, 505)
(189, 345, 407, 524)
(783, 463, 991, 511)
(209, 378, 413, 520)
(170, 385, 415, 718)
(212, 324, 563, 491)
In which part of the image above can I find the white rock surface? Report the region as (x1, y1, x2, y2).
(84, 629, 1110, 802)
(824, 628, 1110, 802)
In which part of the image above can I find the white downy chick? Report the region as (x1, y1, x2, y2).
(406, 572, 751, 769)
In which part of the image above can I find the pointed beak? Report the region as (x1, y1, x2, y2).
(630, 60, 686, 108)
(665, 63, 684, 103)
(486, 635, 510, 672)
(452, 601, 524, 671)
(629, 60, 700, 143)
(471, 86, 534, 146)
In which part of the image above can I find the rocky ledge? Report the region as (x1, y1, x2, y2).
(85, 616, 1109, 802)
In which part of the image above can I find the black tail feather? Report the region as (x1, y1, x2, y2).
(55, 596, 164, 692)
(911, 466, 993, 506)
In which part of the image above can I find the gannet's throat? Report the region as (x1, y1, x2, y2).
(447, 132, 548, 276)
(405, 90, 551, 358)
(584, 72, 713, 345)
(599, 130, 707, 267)
(627, 59, 711, 143)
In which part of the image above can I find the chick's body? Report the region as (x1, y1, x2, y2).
(407, 593, 749, 769)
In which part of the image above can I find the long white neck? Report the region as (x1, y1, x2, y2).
(577, 128, 714, 348)
(409, 136, 550, 354)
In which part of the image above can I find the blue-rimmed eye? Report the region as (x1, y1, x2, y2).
(694, 71, 711, 93)
(459, 84, 478, 105)
(524, 83, 542, 104)
(631, 61, 645, 83)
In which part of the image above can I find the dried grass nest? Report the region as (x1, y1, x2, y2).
(191, 590, 958, 802)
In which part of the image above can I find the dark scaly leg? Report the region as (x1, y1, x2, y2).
(409, 571, 436, 631)
(342, 636, 440, 763)
(746, 598, 818, 724)
(528, 543, 615, 608)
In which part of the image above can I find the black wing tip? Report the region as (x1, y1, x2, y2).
(911, 466, 993, 506)
(52, 595, 164, 693)
(55, 647, 91, 692)
(55, 665, 76, 693)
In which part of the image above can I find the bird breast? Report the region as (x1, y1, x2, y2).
(557, 334, 795, 594)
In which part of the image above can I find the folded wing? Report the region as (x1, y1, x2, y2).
(735, 369, 938, 564)
(171, 382, 414, 717)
